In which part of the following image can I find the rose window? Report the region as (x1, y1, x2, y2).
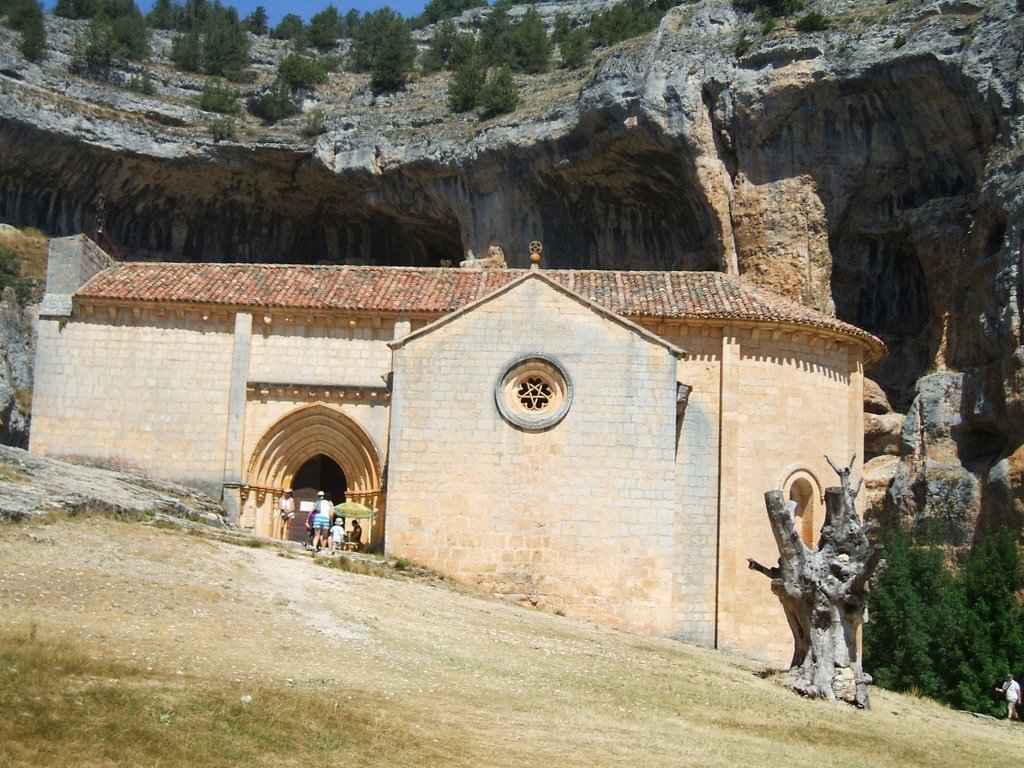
(495, 355, 572, 431)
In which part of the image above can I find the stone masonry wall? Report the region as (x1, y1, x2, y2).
(718, 326, 863, 665)
(31, 308, 235, 494)
(387, 279, 682, 635)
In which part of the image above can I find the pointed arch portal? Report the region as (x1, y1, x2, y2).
(246, 403, 385, 544)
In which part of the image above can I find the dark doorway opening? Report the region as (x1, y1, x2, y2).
(290, 454, 348, 543)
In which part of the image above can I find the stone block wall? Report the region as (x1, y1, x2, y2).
(31, 308, 235, 494)
(387, 278, 682, 634)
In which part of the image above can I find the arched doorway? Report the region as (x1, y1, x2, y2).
(245, 403, 385, 546)
(289, 454, 348, 544)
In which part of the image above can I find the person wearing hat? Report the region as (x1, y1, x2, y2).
(277, 488, 295, 541)
(312, 491, 333, 552)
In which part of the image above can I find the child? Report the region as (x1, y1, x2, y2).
(329, 518, 345, 553)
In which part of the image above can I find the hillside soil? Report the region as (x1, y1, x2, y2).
(1, 513, 1021, 768)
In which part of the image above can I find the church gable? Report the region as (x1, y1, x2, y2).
(385, 274, 684, 633)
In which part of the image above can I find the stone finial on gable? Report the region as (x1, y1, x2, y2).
(529, 241, 542, 271)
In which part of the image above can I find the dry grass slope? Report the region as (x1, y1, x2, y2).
(0, 516, 1018, 767)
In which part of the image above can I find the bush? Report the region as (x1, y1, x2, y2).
(590, 0, 671, 49)
(198, 80, 240, 114)
(735, 33, 752, 56)
(511, 6, 550, 74)
(126, 69, 156, 94)
(277, 52, 327, 89)
(247, 81, 300, 123)
(307, 5, 344, 49)
(794, 10, 828, 32)
(5, 0, 47, 62)
(477, 65, 517, 119)
(893, 32, 907, 49)
(349, 8, 416, 93)
(170, 29, 202, 72)
(200, 7, 250, 79)
(447, 55, 485, 112)
(414, 0, 484, 27)
(479, 3, 514, 68)
(559, 26, 588, 69)
(243, 5, 268, 35)
(299, 108, 328, 138)
(207, 116, 236, 141)
(271, 13, 305, 41)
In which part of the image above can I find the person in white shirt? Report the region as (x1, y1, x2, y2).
(277, 488, 295, 540)
(329, 518, 345, 553)
(995, 673, 1021, 720)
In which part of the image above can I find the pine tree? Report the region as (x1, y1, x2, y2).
(271, 13, 305, 41)
(6, 0, 46, 62)
(511, 6, 549, 74)
(370, 20, 417, 94)
(200, 7, 250, 80)
(307, 5, 343, 50)
(559, 27, 588, 70)
(479, 3, 513, 68)
(146, 0, 175, 29)
(447, 54, 484, 112)
(477, 65, 517, 119)
(244, 5, 268, 36)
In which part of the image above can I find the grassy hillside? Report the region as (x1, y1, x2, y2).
(0, 515, 1018, 767)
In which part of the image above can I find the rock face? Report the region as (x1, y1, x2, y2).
(1, 1, 1023, 546)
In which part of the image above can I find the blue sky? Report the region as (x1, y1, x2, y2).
(47, 1, 432, 25)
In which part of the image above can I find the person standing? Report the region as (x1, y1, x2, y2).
(995, 673, 1021, 720)
(277, 488, 295, 540)
(312, 491, 333, 552)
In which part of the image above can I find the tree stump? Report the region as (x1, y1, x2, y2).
(748, 456, 886, 708)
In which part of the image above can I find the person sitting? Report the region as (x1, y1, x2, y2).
(348, 519, 363, 551)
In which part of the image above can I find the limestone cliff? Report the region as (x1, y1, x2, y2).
(1, 1, 1022, 545)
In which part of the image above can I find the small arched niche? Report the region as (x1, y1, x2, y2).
(783, 471, 822, 547)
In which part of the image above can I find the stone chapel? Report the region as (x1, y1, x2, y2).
(30, 234, 884, 665)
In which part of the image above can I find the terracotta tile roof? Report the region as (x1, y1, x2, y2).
(76, 263, 884, 357)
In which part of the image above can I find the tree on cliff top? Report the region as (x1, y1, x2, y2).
(2, 0, 47, 62)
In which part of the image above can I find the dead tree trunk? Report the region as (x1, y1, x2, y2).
(747, 456, 886, 708)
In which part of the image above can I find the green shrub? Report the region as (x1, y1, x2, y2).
(735, 33, 752, 56)
(271, 12, 305, 41)
(477, 65, 518, 119)
(794, 10, 828, 31)
(7, 0, 47, 62)
(307, 5, 344, 49)
(590, 0, 671, 49)
(198, 80, 240, 114)
(170, 29, 202, 71)
(299, 108, 328, 138)
(277, 52, 327, 89)
(559, 26, 589, 69)
(447, 55, 485, 112)
(349, 9, 417, 93)
(200, 7, 250, 79)
(511, 6, 550, 74)
(247, 81, 300, 123)
(414, 0, 484, 27)
(126, 69, 156, 94)
(243, 5, 268, 35)
(893, 32, 907, 48)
